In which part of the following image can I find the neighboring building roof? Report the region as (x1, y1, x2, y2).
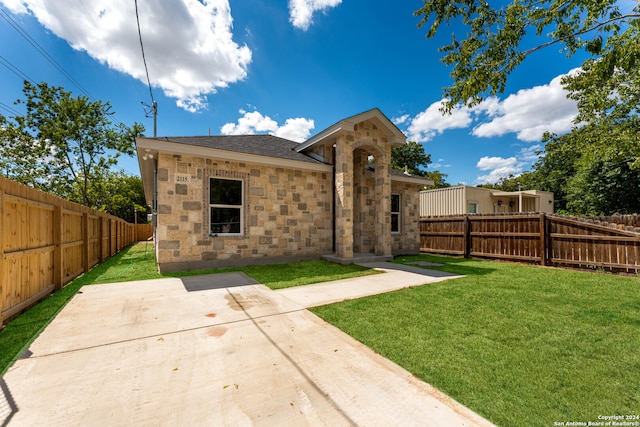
(142, 134, 324, 164)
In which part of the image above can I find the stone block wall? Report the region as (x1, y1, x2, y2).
(155, 152, 333, 271)
(391, 181, 422, 255)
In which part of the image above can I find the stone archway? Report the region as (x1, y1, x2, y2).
(334, 130, 392, 261)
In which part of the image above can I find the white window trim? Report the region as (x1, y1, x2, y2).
(468, 201, 478, 214)
(391, 193, 401, 234)
(209, 177, 244, 236)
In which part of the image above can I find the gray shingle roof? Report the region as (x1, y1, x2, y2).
(150, 134, 324, 164)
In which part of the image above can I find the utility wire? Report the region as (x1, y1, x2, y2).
(0, 55, 36, 84)
(134, 0, 154, 104)
(0, 101, 21, 116)
(0, 7, 95, 101)
(134, 0, 158, 136)
(75, 0, 147, 102)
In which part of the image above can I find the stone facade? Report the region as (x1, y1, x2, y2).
(334, 120, 393, 259)
(391, 181, 422, 254)
(138, 109, 432, 272)
(155, 153, 333, 271)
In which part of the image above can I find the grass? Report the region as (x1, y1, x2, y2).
(0, 242, 377, 374)
(311, 254, 640, 426)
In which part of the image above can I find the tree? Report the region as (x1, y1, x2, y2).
(0, 81, 144, 208)
(391, 141, 432, 176)
(415, 0, 640, 110)
(424, 170, 451, 188)
(415, 0, 640, 214)
(79, 170, 151, 223)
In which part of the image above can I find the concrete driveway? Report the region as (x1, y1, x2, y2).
(1, 263, 495, 426)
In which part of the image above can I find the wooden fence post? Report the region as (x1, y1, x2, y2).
(83, 212, 90, 273)
(463, 214, 471, 258)
(540, 213, 547, 266)
(53, 206, 63, 291)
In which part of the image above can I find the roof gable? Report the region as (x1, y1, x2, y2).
(295, 108, 407, 153)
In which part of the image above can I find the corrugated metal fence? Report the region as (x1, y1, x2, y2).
(420, 213, 640, 274)
(1, 176, 153, 326)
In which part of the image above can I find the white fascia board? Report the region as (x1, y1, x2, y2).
(491, 190, 540, 198)
(137, 138, 333, 173)
(295, 126, 344, 152)
(391, 175, 434, 186)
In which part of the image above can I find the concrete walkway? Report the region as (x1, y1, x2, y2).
(1, 263, 495, 426)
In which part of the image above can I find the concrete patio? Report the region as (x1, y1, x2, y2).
(1, 263, 495, 426)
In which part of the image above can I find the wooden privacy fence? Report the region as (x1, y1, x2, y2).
(0, 176, 153, 327)
(420, 213, 640, 274)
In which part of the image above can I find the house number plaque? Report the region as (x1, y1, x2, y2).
(175, 174, 190, 183)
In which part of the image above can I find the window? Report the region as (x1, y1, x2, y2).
(210, 178, 243, 235)
(468, 202, 478, 213)
(391, 194, 400, 233)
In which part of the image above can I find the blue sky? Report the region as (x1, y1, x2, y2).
(0, 0, 592, 185)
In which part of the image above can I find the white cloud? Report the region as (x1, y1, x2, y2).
(519, 144, 543, 163)
(392, 114, 410, 125)
(474, 145, 543, 184)
(476, 156, 521, 184)
(273, 117, 316, 142)
(221, 110, 315, 142)
(407, 100, 472, 142)
(402, 70, 579, 144)
(289, 0, 342, 30)
(3, 0, 252, 112)
(472, 72, 579, 141)
(1, 0, 27, 13)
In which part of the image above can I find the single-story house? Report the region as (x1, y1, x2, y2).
(420, 185, 554, 217)
(137, 109, 433, 272)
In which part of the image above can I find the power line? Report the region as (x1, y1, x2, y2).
(0, 7, 95, 101)
(134, 0, 158, 136)
(74, 0, 147, 103)
(0, 55, 36, 84)
(134, 0, 154, 104)
(0, 100, 21, 116)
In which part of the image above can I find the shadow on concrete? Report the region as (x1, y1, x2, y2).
(180, 272, 259, 292)
(0, 378, 17, 427)
(356, 261, 463, 278)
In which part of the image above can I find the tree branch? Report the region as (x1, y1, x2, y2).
(521, 13, 640, 57)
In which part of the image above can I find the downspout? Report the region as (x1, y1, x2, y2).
(153, 157, 159, 261)
(332, 146, 336, 254)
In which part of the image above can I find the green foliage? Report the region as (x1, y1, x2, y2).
(423, 170, 451, 188)
(84, 170, 151, 223)
(415, 0, 640, 111)
(0, 81, 144, 210)
(414, 0, 639, 214)
(478, 22, 640, 214)
(391, 140, 432, 176)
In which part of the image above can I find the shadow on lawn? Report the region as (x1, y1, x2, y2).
(394, 254, 496, 277)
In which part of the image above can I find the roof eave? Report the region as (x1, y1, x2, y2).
(391, 174, 434, 186)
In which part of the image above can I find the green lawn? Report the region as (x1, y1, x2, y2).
(0, 242, 377, 374)
(311, 254, 640, 426)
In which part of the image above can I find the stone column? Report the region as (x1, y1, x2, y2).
(334, 135, 353, 260)
(374, 147, 392, 257)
